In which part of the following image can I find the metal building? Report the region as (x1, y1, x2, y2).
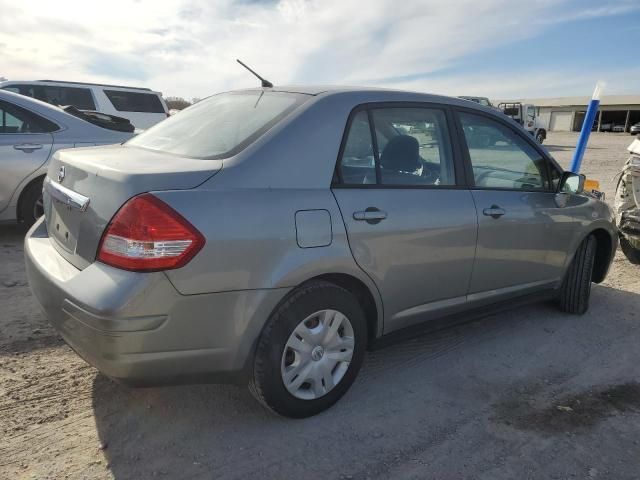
(495, 95, 640, 133)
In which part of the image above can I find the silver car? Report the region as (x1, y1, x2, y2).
(0, 90, 133, 225)
(25, 87, 617, 418)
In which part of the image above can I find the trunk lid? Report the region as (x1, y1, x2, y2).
(44, 144, 221, 269)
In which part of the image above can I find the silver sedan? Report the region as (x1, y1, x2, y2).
(25, 86, 617, 418)
(0, 90, 133, 225)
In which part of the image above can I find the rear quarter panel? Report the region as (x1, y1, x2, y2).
(157, 188, 379, 296)
(158, 187, 384, 335)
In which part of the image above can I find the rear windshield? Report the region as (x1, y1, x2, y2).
(126, 91, 306, 159)
(104, 90, 165, 113)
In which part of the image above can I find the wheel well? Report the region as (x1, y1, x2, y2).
(16, 175, 45, 221)
(590, 229, 614, 283)
(311, 273, 379, 345)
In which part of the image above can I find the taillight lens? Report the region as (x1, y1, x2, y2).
(97, 194, 205, 272)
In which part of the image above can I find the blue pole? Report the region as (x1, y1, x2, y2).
(569, 82, 604, 173)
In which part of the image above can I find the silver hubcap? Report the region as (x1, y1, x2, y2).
(281, 309, 355, 400)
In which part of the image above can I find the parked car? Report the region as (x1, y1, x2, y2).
(25, 87, 617, 418)
(0, 90, 134, 225)
(0, 80, 169, 129)
(613, 124, 626, 133)
(458, 96, 492, 107)
(599, 122, 613, 132)
(630, 122, 640, 135)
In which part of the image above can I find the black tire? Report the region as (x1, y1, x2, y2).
(19, 179, 44, 227)
(536, 132, 544, 144)
(249, 281, 367, 418)
(620, 236, 640, 265)
(558, 235, 597, 314)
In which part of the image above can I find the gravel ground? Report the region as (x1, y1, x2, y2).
(1, 132, 639, 480)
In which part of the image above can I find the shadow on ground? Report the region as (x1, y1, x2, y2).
(0, 223, 29, 240)
(91, 285, 640, 480)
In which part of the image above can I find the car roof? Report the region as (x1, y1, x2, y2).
(238, 85, 491, 111)
(0, 80, 161, 94)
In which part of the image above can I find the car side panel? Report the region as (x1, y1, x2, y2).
(333, 188, 478, 334)
(0, 133, 53, 213)
(468, 189, 573, 294)
(157, 188, 384, 333)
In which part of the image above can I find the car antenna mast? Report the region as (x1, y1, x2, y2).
(236, 59, 273, 88)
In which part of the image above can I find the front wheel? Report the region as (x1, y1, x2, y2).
(620, 235, 640, 265)
(558, 235, 596, 314)
(535, 131, 545, 144)
(249, 281, 367, 418)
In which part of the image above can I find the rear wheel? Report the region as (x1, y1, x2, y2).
(19, 179, 44, 227)
(535, 131, 545, 144)
(249, 281, 367, 418)
(620, 235, 640, 265)
(558, 235, 597, 314)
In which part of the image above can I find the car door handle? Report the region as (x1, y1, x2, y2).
(353, 208, 387, 224)
(483, 205, 506, 219)
(14, 143, 43, 152)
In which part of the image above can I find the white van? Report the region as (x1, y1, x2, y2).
(0, 80, 169, 130)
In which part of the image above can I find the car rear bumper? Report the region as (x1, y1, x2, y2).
(24, 218, 289, 386)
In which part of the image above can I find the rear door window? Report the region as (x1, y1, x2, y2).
(337, 106, 456, 187)
(0, 100, 59, 133)
(104, 90, 165, 113)
(372, 108, 454, 186)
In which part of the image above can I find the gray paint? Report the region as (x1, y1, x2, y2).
(295, 210, 332, 248)
(333, 188, 478, 333)
(25, 86, 617, 385)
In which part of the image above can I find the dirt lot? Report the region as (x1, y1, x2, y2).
(1, 132, 639, 480)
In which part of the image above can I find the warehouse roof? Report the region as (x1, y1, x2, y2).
(494, 95, 640, 107)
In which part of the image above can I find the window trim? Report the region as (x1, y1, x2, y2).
(452, 106, 561, 193)
(332, 101, 467, 190)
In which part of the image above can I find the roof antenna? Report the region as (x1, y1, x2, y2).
(236, 59, 273, 88)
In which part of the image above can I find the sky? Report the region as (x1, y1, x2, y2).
(1, 0, 639, 100)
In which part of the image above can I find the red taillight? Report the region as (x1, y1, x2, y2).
(97, 194, 205, 272)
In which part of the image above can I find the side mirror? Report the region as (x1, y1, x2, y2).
(558, 171, 585, 194)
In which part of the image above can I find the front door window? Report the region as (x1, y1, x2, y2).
(459, 112, 549, 191)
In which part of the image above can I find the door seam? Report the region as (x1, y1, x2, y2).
(330, 188, 385, 335)
(466, 189, 480, 298)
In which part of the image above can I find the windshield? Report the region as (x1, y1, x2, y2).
(127, 91, 306, 159)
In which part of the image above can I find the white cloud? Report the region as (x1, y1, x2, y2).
(0, 0, 637, 99)
(392, 67, 640, 100)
